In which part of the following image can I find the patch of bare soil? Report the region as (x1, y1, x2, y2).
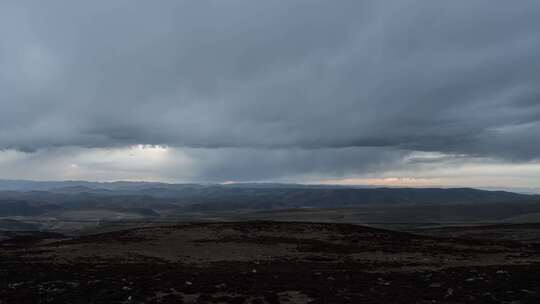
(1, 222, 539, 303)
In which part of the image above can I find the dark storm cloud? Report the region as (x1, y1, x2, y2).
(1, 0, 540, 173)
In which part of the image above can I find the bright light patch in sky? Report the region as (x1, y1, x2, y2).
(1, 147, 539, 191)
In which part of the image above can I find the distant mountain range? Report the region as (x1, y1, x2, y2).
(1, 180, 540, 232)
(0, 179, 538, 213)
(0, 180, 372, 191)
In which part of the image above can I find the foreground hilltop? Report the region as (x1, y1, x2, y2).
(1, 222, 540, 303)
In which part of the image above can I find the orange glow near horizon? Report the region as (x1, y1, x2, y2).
(318, 177, 444, 187)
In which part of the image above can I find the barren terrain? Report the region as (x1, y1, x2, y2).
(1, 222, 540, 303)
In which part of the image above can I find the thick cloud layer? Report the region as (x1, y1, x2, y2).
(0, 1, 539, 183)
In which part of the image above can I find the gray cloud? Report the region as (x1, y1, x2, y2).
(1, 1, 540, 181)
(0, 146, 405, 182)
(176, 147, 407, 182)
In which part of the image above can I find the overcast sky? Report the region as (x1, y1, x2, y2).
(1, 1, 539, 188)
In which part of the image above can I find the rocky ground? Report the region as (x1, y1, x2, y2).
(1, 222, 540, 303)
